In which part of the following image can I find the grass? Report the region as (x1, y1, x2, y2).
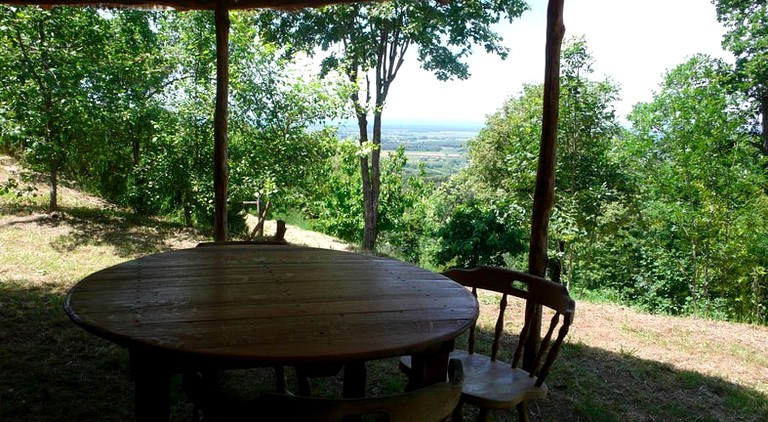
(271, 209, 316, 232)
(2, 155, 767, 421)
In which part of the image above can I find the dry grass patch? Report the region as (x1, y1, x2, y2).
(574, 302, 768, 396)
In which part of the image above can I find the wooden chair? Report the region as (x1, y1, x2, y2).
(184, 358, 464, 422)
(400, 266, 575, 422)
(196, 219, 288, 246)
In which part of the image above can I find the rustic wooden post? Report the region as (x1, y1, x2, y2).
(256, 192, 264, 237)
(275, 219, 287, 241)
(524, 0, 565, 372)
(213, 7, 230, 241)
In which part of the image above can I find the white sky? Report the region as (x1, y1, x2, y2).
(380, 0, 733, 125)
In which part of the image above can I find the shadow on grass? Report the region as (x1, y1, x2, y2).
(0, 280, 194, 422)
(1, 205, 206, 258)
(1, 273, 765, 421)
(532, 340, 768, 422)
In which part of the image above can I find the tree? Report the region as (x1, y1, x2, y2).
(0, 8, 166, 212)
(376, 146, 434, 264)
(713, 1, 768, 154)
(626, 54, 768, 322)
(463, 37, 623, 284)
(142, 11, 348, 231)
(90, 11, 167, 210)
(0, 6, 108, 211)
(136, 11, 218, 225)
(309, 139, 365, 242)
(256, 0, 529, 250)
(227, 13, 351, 227)
(554, 36, 623, 283)
(434, 196, 527, 269)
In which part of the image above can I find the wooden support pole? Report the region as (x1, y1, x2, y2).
(524, 0, 565, 372)
(213, 7, 230, 241)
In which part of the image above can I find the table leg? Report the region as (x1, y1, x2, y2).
(407, 340, 454, 390)
(342, 361, 367, 398)
(130, 349, 172, 422)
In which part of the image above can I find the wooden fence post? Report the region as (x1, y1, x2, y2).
(525, 0, 565, 372)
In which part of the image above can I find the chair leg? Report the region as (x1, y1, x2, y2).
(342, 362, 367, 398)
(297, 377, 312, 396)
(295, 367, 312, 396)
(451, 400, 464, 421)
(294, 363, 345, 396)
(182, 371, 215, 421)
(477, 408, 491, 422)
(273, 366, 287, 394)
(516, 401, 530, 422)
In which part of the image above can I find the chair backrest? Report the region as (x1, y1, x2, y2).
(196, 239, 288, 247)
(197, 220, 288, 246)
(442, 266, 575, 388)
(255, 359, 463, 422)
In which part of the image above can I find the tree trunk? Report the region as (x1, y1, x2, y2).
(362, 111, 382, 251)
(690, 240, 698, 312)
(761, 88, 767, 156)
(356, 110, 378, 251)
(347, 62, 379, 251)
(752, 273, 764, 323)
(131, 123, 148, 214)
(352, 22, 406, 251)
(182, 189, 192, 227)
(132, 124, 140, 166)
(49, 160, 58, 213)
(38, 17, 58, 213)
(213, 8, 230, 241)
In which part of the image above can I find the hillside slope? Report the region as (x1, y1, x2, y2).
(1, 154, 766, 421)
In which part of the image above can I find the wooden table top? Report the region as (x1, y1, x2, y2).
(64, 244, 478, 366)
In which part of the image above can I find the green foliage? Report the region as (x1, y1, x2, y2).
(257, 0, 529, 82)
(377, 147, 434, 263)
(433, 196, 527, 269)
(0, 176, 38, 202)
(308, 140, 363, 243)
(0, 8, 170, 213)
(619, 54, 768, 322)
(467, 83, 543, 206)
(0, 7, 109, 209)
(255, 0, 529, 250)
(308, 143, 437, 259)
(0, 8, 354, 235)
(448, 38, 768, 324)
(463, 37, 624, 282)
(714, 0, 768, 101)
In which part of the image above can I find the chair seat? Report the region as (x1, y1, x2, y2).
(400, 350, 548, 410)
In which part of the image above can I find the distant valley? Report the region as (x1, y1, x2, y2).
(334, 121, 482, 180)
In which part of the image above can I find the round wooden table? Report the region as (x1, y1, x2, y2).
(65, 244, 478, 421)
